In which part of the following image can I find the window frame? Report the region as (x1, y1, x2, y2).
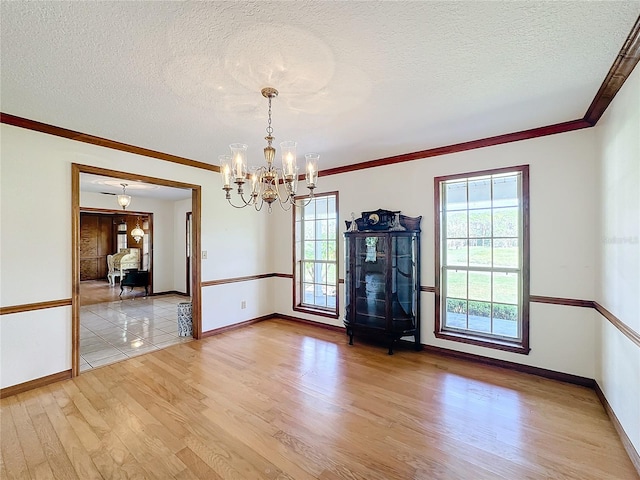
(293, 191, 340, 319)
(434, 165, 530, 354)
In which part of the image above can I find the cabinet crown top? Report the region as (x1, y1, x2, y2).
(345, 208, 422, 233)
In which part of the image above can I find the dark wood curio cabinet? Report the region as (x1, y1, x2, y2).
(344, 209, 422, 354)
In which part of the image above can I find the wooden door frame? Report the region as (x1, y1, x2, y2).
(72, 163, 202, 377)
(186, 212, 192, 297)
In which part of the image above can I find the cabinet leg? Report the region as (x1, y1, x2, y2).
(388, 338, 394, 355)
(347, 328, 353, 345)
(414, 336, 422, 351)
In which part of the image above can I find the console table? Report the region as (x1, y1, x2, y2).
(120, 270, 150, 297)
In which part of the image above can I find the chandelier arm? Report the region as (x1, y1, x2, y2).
(226, 197, 251, 209)
(239, 191, 260, 207)
(225, 188, 256, 209)
(253, 198, 266, 212)
(271, 178, 283, 203)
(277, 198, 295, 211)
(284, 176, 300, 205)
(273, 181, 295, 211)
(286, 192, 314, 210)
(298, 194, 315, 208)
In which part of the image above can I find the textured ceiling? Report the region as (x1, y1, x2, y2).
(2, 1, 639, 172)
(80, 174, 192, 202)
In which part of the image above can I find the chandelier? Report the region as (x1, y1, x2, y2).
(117, 183, 131, 210)
(131, 218, 144, 243)
(219, 87, 318, 211)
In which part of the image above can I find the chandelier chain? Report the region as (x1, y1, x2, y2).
(266, 96, 273, 137)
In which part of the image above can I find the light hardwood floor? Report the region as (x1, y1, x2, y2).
(1, 319, 637, 479)
(80, 280, 147, 307)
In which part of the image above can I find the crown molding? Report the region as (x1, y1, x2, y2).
(584, 15, 640, 125)
(0, 112, 217, 172)
(320, 119, 591, 177)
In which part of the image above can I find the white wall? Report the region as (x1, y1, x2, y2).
(198, 182, 274, 333)
(80, 190, 185, 293)
(0, 308, 71, 388)
(271, 127, 599, 378)
(596, 65, 640, 455)
(0, 124, 272, 388)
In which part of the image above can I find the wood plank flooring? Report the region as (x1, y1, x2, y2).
(80, 280, 147, 307)
(1, 319, 637, 479)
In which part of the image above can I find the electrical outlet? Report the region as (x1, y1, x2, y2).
(241, 300, 247, 309)
(202, 250, 208, 259)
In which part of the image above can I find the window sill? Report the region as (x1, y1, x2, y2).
(293, 305, 339, 320)
(435, 330, 530, 355)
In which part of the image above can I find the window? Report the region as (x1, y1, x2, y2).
(435, 166, 529, 353)
(294, 192, 339, 318)
(117, 221, 128, 251)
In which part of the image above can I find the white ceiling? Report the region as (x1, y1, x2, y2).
(2, 1, 639, 176)
(80, 173, 192, 202)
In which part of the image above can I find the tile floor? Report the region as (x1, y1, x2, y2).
(80, 294, 193, 372)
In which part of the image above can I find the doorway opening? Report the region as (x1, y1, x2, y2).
(72, 163, 202, 376)
(80, 209, 153, 305)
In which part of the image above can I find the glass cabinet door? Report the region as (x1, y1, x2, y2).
(354, 235, 387, 328)
(344, 237, 351, 318)
(391, 235, 417, 330)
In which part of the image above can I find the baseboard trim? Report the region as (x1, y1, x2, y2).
(268, 314, 594, 388)
(273, 313, 345, 333)
(413, 343, 596, 388)
(201, 314, 272, 338)
(0, 369, 72, 399)
(150, 290, 189, 297)
(594, 381, 640, 475)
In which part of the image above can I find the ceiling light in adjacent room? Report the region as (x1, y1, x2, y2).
(117, 183, 131, 210)
(131, 218, 144, 243)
